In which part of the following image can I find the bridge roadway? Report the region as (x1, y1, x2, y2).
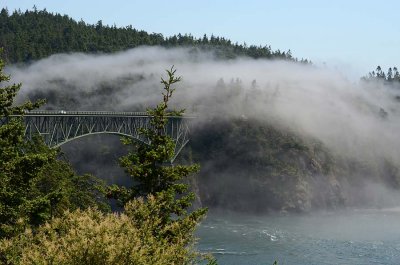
(14, 110, 192, 162)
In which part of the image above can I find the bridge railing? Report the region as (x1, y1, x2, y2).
(21, 110, 195, 118)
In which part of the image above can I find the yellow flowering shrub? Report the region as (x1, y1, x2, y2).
(0, 195, 212, 265)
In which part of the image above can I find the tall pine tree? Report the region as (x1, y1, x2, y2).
(113, 66, 207, 234)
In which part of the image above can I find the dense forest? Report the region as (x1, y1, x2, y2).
(0, 7, 311, 64)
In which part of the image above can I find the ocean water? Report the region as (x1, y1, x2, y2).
(197, 208, 400, 265)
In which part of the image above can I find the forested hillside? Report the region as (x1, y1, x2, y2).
(0, 7, 310, 64)
(2, 7, 400, 215)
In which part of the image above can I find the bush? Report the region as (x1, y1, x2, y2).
(0, 195, 211, 265)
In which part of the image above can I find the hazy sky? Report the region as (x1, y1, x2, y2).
(2, 0, 399, 78)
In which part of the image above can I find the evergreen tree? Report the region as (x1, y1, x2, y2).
(394, 67, 400, 82)
(387, 67, 393, 81)
(0, 48, 51, 236)
(363, 66, 400, 86)
(113, 66, 207, 231)
(0, 49, 109, 237)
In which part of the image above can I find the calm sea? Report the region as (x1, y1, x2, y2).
(197, 208, 400, 265)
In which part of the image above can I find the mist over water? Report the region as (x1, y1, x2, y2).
(7, 47, 400, 206)
(8, 46, 400, 263)
(198, 209, 400, 265)
(8, 47, 400, 207)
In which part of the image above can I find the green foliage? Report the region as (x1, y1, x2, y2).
(363, 66, 400, 84)
(1, 58, 212, 261)
(114, 66, 207, 227)
(31, 150, 110, 221)
(0, 198, 214, 265)
(0, 50, 43, 116)
(0, 48, 53, 237)
(0, 44, 211, 261)
(0, 50, 109, 238)
(0, 66, 214, 264)
(0, 8, 303, 64)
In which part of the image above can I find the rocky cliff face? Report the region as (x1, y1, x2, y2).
(189, 118, 400, 213)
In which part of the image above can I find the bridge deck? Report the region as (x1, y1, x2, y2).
(23, 110, 194, 118)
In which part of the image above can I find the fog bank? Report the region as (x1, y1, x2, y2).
(8, 46, 400, 164)
(6, 47, 400, 211)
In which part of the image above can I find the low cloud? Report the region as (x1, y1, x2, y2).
(8, 46, 400, 165)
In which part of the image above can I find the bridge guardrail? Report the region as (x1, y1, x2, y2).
(16, 110, 195, 118)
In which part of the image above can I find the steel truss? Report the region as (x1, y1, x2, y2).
(9, 111, 192, 162)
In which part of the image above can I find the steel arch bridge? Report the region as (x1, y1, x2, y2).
(12, 111, 192, 162)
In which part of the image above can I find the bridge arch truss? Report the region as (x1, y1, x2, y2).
(20, 111, 192, 162)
